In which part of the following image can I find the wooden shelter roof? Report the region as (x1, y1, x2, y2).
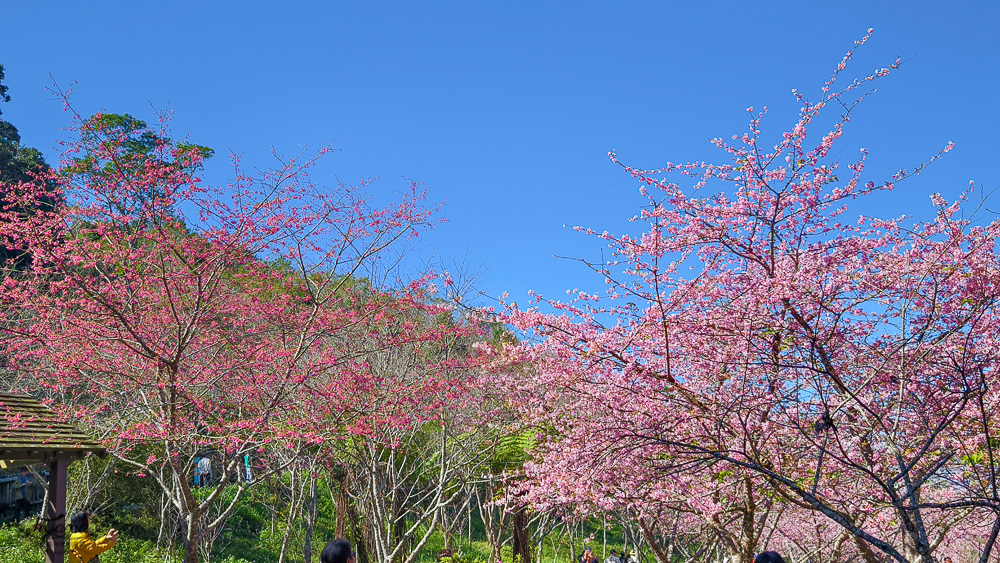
(0, 393, 106, 467)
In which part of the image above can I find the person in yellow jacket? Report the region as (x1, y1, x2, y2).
(67, 511, 119, 563)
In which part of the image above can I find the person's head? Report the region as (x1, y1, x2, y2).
(754, 553, 786, 563)
(611, 550, 618, 557)
(20, 467, 27, 475)
(321, 538, 354, 563)
(69, 512, 90, 534)
(944, 558, 953, 563)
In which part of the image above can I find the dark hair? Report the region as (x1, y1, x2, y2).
(321, 538, 354, 563)
(69, 512, 90, 534)
(754, 552, 786, 563)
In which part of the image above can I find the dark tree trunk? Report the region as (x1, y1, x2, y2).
(853, 534, 883, 563)
(336, 472, 350, 538)
(348, 489, 372, 563)
(637, 519, 674, 563)
(513, 508, 532, 563)
(392, 486, 406, 563)
(184, 511, 203, 563)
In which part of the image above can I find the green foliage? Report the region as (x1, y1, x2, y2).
(0, 64, 51, 184)
(61, 112, 213, 228)
(65, 113, 214, 179)
(64, 453, 166, 544)
(490, 324, 518, 348)
(0, 62, 58, 271)
(493, 430, 535, 468)
(411, 516, 628, 563)
(211, 486, 274, 563)
(211, 476, 340, 563)
(98, 536, 174, 563)
(0, 121, 49, 184)
(0, 474, 626, 563)
(0, 65, 10, 109)
(476, 429, 536, 477)
(0, 521, 174, 563)
(409, 526, 491, 563)
(0, 520, 43, 563)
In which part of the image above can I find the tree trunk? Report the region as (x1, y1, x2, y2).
(478, 487, 504, 563)
(184, 511, 203, 563)
(513, 508, 532, 563)
(602, 515, 607, 560)
(392, 484, 406, 563)
(336, 471, 350, 538)
(665, 512, 680, 563)
(569, 521, 577, 563)
(349, 489, 372, 563)
(442, 503, 451, 550)
(278, 467, 305, 563)
(157, 491, 170, 550)
(305, 473, 319, 563)
(637, 519, 674, 563)
(853, 534, 883, 563)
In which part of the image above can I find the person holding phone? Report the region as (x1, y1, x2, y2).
(68, 511, 119, 563)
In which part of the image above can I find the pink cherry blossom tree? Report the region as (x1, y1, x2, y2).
(306, 291, 490, 563)
(0, 108, 449, 563)
(491, 30, 1000, 563)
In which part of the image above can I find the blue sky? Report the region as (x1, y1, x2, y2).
(4, 1, 998, 305)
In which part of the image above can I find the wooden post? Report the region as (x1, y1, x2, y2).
(45, 455, 68, 563)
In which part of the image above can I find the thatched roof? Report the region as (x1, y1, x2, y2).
(0, 393, 106, 467)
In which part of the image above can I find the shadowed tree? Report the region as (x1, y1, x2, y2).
(0, 64, 58, 269)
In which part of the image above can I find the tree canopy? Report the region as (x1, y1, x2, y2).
(491, 32, 1000, 563)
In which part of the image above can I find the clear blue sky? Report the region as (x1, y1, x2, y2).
(4, 2, 998, 305)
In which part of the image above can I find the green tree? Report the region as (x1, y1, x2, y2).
(0, 64, 51, 185)
(0, 64, 57, 268)
(63, 112, 213, 227)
